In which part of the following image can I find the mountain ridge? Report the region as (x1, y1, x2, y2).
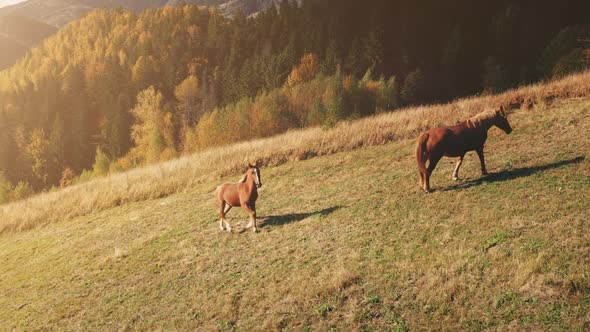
(0, 0, 287, 27)
(0, 0, 285, 69)
(0, 15, 56, 70)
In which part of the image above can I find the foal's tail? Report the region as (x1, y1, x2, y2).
(416, 132, 429, 174)
(215, 185, 223, 204)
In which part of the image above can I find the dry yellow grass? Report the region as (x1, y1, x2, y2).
(1, 71, 589, 233)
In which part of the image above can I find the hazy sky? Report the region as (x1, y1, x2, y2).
(0, 0, 27, 8)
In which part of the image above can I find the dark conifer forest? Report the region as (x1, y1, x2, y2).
(1, 0, 589, 201)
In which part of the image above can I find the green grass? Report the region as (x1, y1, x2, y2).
(1, 98, 589, 330)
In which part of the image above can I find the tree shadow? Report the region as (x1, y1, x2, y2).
(442, 156, 585, 192)
(258, 206, 344, 229)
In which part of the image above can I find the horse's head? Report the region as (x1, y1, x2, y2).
(494, 106, 512, 134)
(248, 162, 262, 188)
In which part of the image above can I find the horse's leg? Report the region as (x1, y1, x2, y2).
(219, 200, 226, 231)
(249, 210, 258, 233)
(418, 166, 425, 188)
(245, 201, 257, 229)
(223, 210, 232, 233)
(476, 148, 488, 175)
(425, 154, 442, 193)
(242, 204, 258, 233)
(245, 212, 257, 231)
(224, 205, 232, 215)
(245, 201, 255, 228)
(452, 155, 465, 181)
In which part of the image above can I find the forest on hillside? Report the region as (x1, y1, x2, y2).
(0, 0, 589, 202)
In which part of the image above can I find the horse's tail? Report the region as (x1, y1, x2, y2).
(416, 132, 429, 174)
(215, 185, 223, 202)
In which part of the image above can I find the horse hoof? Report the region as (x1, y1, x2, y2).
(226, 227, 232, 233)
(452, 177, 459, 181)
(253, 228, 258, 233)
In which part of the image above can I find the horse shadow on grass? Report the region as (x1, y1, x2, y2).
(441, 156, 585, 192)
(257, 205, 344, 229)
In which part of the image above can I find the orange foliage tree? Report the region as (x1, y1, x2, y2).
(287, 53, 320, 87)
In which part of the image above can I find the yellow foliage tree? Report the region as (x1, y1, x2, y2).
(130, 86, 175, 163)
(25, 128, 50, 188)
(174, 75, 200, 149)
(59, 167, 76, 188)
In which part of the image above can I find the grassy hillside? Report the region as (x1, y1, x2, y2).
(2, 71, 588, 234)
(1, 92, 589, 328)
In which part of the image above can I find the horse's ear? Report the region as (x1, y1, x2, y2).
(248, 163, 254, 168)
(499, 105, 506, 117)
(255, 160, 261, 167)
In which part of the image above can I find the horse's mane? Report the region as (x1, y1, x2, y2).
(467, 109, 497, 128)
(238, 174, 247, 183)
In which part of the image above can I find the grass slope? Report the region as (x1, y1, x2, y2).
(3, 72, 589, 234)
(1, 97, 589, 330)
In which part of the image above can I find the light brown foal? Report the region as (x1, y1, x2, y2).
(216, 163, 262, 233)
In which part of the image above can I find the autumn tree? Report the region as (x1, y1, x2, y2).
(92, 148, 110, 177)
(130, 86, 175, 163)
(0, 172, 11, 204)
(131, 55, 159, 91)
(287, 53, 320, 87)
(322, 39, 341, 75)
(363, 25, 384, 74)
(175, 75, 200, 148)
(401, 68, 426, 105)
(307, 98, 326, 126)
(20, 129, 50, 188)
(59, 167, 76, 188)
(322, 76, 348, 127)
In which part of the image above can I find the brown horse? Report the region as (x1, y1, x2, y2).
(416, 106, 512, 193)
(216, 163, 262, 233)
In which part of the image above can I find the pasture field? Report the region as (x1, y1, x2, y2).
(0, 96, 589, 330)
(1, 72, 589, 234)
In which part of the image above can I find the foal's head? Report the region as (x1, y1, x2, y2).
(247, 163, 262, 188)
(493, 106, 513, 134)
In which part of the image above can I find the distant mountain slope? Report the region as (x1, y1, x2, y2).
(0, 0, 287, 27)
(0, 35, 27, 69)
(0, 0, 168, 27)
(0, 15, 56, 70)
(0, 0, 285, 69)
(0, 0, 25, 8)
(218, 0, 295, 18)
